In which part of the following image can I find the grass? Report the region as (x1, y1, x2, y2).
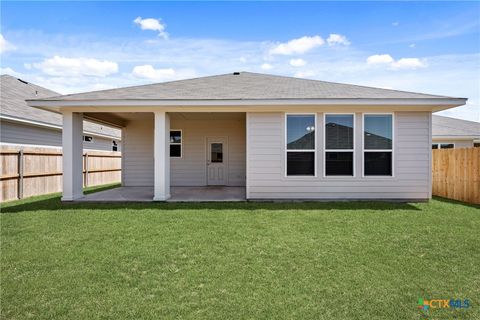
(1, 185, 479, 319)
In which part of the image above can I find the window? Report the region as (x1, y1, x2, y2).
(211, 143, 223, 163)
(169, 130, 182, 158)
(112, 141, 118, 152)
(363, 114, 393, 176)
(325, 114, 354, 176)
(83, 135, 93, 143)
(432, 143, 455, 149)
(286, 114, 316, 176)
(474, 142, 480, 148)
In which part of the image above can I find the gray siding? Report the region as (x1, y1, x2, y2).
(170, 117, 246, 186)
(0, 120, 120, 151)
(122, 116, 154, 186)
(122, 115, 246, 187)
(246, 111, 431, 200)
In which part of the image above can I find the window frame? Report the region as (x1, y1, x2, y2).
(169, 129, 183, 158)
(83, 135, 94, 143)
(323, 113, 356, 178)
(362, 113, 394, 178)
(432, 142, 455, 149)
(284, 113, 317, 178)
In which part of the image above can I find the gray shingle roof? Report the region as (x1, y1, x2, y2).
(37, 72, 454, 101)
(432, 115, 480, 137)
(1, 74, 120, 138)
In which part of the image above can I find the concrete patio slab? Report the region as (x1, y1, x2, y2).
(77, 187, 154, 202)
(76, 186, 246, 202)
(169, 186, 246, 202)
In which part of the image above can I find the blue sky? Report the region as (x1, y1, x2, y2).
(1, 1, 479, 121)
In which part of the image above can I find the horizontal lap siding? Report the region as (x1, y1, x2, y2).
(170, 118, 246, 186)
(123, 117, 154, 186)
(0, 120, 119, 151)
(246, 111, 431, 200)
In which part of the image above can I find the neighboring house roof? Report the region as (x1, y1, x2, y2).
(1, 74, 120, 138)
(34, 72, 457, 101)
(432, 115, 480, 139)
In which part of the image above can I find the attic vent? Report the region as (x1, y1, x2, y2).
(233, 72, 240, 75)
(17, 78, 29, 85)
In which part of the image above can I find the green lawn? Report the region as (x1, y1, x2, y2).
(1, 186, 479, 319)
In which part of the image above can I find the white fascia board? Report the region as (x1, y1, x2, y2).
(27, 98, 467, 109)
(0, 114, 121, 140)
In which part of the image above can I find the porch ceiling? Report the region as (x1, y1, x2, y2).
(84, 111, 245, 127)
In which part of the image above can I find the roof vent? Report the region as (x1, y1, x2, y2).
(233, 72, 240, 75)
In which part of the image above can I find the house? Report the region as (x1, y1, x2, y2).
(0, 74, 121, 151)
(27, 72, 467, 201)
(432, 115, 480, 149)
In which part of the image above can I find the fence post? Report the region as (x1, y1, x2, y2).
(18, 149, 24, 199)
(84, 152, 89, 187)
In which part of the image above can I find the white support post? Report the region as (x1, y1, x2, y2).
(62, 111, 84, 201)
(153, 111, 170, 201)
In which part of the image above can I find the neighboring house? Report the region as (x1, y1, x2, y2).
(432, 115, 480, 149)
(28, 72, 466, 201)
(0, 74, 121, 151)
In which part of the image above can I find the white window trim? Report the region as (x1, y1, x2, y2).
(323, 113, 356, 178)
(83, 135, 94, 143)
(284, 113, 317, 178)
(432, 142, 455, 149)
(169, 129, 183, 158)
(362, 113, 395, 178)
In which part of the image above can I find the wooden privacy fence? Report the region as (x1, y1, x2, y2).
(432, 147, 480, 204)
(0, 145, 121, 202)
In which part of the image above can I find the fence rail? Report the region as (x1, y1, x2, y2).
(1, 145, 121, 202)
(432, 147, 479, 204)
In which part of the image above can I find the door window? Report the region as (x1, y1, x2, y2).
(211, 143, 223, 163)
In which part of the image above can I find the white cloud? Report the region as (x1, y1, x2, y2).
(409, 43, 416, 48)
(260, 63, 273, 70)
(391, 58, 427, 69)
(134, 17, 168, 39)
(326, 34, 350, 46)
(0, 34, 16, 53)
(289, 58, 307, 67)
(0, 67, 21, 77)
(132, 65, 176, 81)
(392, 22, 400, 27)
(269, 35, 324, 55)
(32, 56, 119, 77)
(367, 54, 426, 70)
(367, 54, 395, 65)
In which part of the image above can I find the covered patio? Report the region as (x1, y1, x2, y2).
(49, 109, 247, 202)
(77, 186, 246, 202)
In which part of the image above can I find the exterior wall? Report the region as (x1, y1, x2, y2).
(122, 114, 246, 187)
(170, 117, 246, 186)
(246, 111, 431, 200)
(432, 138, 473, 148)
(122, 116, 154, 186)
(0, 120, 121, 151)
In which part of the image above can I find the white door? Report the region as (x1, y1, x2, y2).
(207, 138, 227, 185)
